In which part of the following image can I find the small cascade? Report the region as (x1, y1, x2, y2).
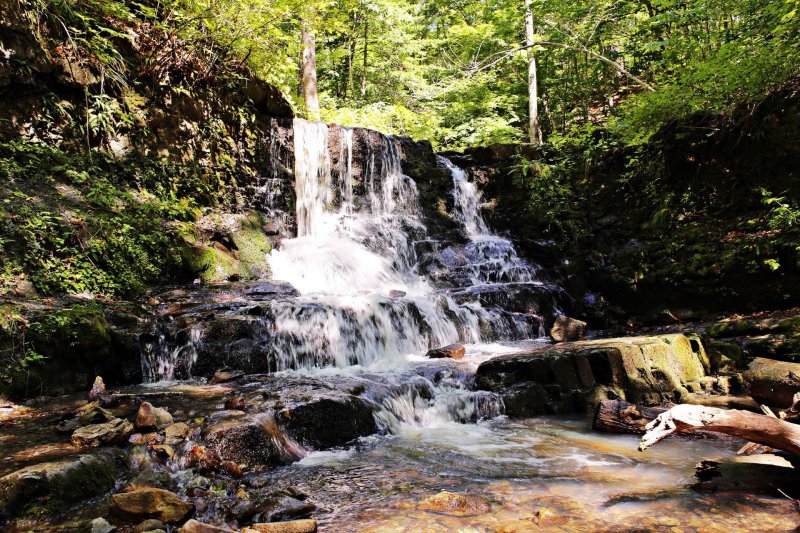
(446, 157, 488, 236)
(141, 323, 201, 382)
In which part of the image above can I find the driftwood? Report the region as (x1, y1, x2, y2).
(592, 400, 667, 434)
(639, 404, 800, 456)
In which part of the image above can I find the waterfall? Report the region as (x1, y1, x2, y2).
(144, 121, 553, 381)
(294, 119, 332, 238)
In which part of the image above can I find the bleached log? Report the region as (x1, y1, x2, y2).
(639, 404, 800, 456)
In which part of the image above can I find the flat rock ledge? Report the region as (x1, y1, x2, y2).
(476, 333, 710, 416)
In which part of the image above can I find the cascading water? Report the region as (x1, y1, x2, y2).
(143, 119, 555, 434)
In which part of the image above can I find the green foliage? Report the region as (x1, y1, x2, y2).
(0, 141, 207, 297)
(761, 188, 800, 230)
(0, 307, 46, 395)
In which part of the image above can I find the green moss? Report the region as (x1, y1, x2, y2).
(705, 340, 746, 372)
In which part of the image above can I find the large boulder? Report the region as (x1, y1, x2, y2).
(109, 487, 194, 523)
(278, 396, 377, 449)
(476, 334, 709, 413)
(0, 449, 125, 518)
(203, 418, 286, 467)
(743, 358, 800, 407)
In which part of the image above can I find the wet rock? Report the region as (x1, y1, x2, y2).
(181, 519, 236, 532)
(244, 520, 318, 533)
(150, 444, 176, 460)
(91, 517, 115, 533)
(280, 396, 377, 449)
(476, 334, 709, 411)
(136, 402, 174, 431)
(134, 519, 166, 533)
(56, 401, 116, 433)
(211, 370, 246, 384)
(426, 344, 466, 360)
(109, 487, 194, 523)
(417, 490, 490, 516)
(743, 357, 800, 407)
(164, 422, 191, 444)
(203, 420, 284, 467)
(72, 417, 134, 447)
(225, 396, 247, 410)
(550, 315, 588, 342)
(0, 450, 125, 518)
(692, 454, 800, 497)
(255, 495, 316, 522)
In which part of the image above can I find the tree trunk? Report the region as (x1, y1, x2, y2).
(639, 404, 800, 456)
(361, 19, 368, 98)
(525, 0, 542, 145)
(301, 22, 321, 121)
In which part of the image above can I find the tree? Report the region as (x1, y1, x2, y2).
(301, 21, 321, 121)
(525, 0, 543, 145)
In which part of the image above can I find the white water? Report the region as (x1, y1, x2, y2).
(266, 119, 542, 371)
(147, 120, 548, 393)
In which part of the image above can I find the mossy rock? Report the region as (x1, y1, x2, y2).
(705, 340, 747, 372)
(476, 334, 709, 412)
(180, 211, 272, 283)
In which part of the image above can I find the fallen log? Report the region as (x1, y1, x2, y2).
(592, 400, 666, 434)
(639, 404, 800, 456)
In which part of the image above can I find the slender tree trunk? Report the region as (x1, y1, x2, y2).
(361, 19, 368, 98)
(525, 0, 543, 145)
(301, 22, 321, 121)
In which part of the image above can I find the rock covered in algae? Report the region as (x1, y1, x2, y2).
(476, 333, 710, 412)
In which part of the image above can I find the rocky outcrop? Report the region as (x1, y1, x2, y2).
(476, 334, 709, 415)
(0, 449, 126, 518)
